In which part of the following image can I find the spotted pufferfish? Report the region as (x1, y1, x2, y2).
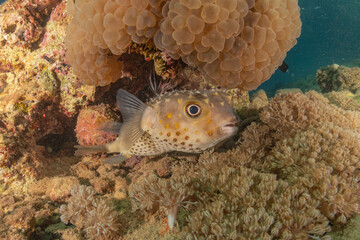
(75, 89, 239, 164)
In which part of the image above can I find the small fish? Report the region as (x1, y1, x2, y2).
(278, 61, 289, 73)
(75, 89, 239, 164)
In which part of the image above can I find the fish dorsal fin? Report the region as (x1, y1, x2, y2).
(116, 89, 145, 120)
(116, 89, 147, 150)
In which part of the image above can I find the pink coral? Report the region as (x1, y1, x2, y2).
(75, 104, 120, 146)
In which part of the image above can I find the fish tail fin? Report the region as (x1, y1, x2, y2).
(74, 145, 107, 156)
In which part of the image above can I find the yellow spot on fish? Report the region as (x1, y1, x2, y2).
(196, 138, 200, 142)
(213, 92, 219, 95)
(159, 120, 162, 124)
(220, 102, 225, 106)
(184, 128, 188, 132)
(204, 98, 209, 104)
(207, 118, 212, 124)
(194, 130, 198, 135)
(178, 114, 181, 119)
(165, 124, 170, 129)
(208, 130, 213, 136)
(177, 98, 182, 103)
(185, 136, 189, 140)
(174, 123, 180, 129)
(167, 113, 172, 119)
(160, 132, 163, 135)
(176, 131, 181, 136)
(167, 132, 171, 137)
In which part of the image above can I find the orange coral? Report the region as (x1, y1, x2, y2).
(155, 0, 301, 90)
(65, 0, 301, 89)
(64, 0, 167, 86)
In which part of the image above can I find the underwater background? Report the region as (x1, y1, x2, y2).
(259, 0, 360, 95)
(0, 0, 360, 239)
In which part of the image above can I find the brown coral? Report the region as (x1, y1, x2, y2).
(183, 92, 360, 238)
(128, 91, 360, 239)
(129, 173, 194, 229)
(60, 185, 120, 240)
(65, 0, 301, 89)
(183, 165, 331, 239)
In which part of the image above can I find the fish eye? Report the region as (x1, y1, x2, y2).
(186, 104, 201, 117)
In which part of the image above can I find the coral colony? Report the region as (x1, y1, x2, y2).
(65, 0, 301, 90)
(0, 0, 360, 240)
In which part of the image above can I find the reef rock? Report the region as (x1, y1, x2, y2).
(0, 0, 96, 183)
(317, 64, 360, 93)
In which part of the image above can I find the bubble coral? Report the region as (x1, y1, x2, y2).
(65, 0, 301, 90)
(60, 184, 120, 240)
(65, 0, 167, 86)
(154, 0, 302, 90)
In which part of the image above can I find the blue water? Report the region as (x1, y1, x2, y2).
(258, 0, 360, 96)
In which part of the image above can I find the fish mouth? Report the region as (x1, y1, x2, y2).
(220, 120, 239, 135)
(223, 122, 239, 128)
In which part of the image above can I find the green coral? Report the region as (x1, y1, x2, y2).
(14, 100, 30, 114)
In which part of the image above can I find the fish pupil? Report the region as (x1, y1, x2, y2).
(186, 104, 201, 117)
(189, 106, 198, 114)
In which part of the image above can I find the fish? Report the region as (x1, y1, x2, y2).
(278, 61, 289, 73)
(75, 88, 239, 164)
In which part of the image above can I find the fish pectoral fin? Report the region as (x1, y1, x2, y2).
(74, 145, 107, 156)
(98, 121, 122, 134)
(116, 89, 148, 150)
(102, 154, 127, 165)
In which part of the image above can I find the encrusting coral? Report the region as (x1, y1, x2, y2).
(324, 90, 360, 112)
(65, 0, 301, 90)
(129, 91, 360, 239)
(60, 184, 120, 240)
(75, 104, 120, 146)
